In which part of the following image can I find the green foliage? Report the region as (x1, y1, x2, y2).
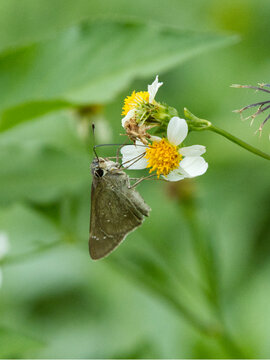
(0, 0, 270, 358)
(0, 326, 43, 358)
(0, 21, 237, 131)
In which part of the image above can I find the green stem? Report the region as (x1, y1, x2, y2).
(108, 253, 219, 337)
(209, 124, 270, 160)
(184, 107, 270, 161)
(180, 199, 249, 358)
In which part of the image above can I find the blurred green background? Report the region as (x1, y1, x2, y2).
(0, 0, 270, 358)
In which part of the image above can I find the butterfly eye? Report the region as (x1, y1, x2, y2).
(95, 168, 104, 178)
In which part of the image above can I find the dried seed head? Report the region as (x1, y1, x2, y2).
(232, 82, 270, 136)
(123, 117, 156, 145)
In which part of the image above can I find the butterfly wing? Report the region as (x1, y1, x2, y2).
(89, 177, 148, 260)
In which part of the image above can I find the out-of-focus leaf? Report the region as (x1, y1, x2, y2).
(0, 110, 87, 152)
(0, 0, 239, 55)
(248, 192, 270, 267)
(0, 21, 238, 125)
(0, 100, 70, 132)
(0, 143, 89, 205)
(109, 249, 215, 334)
(112, 340, 159, 359)
(0, 326, 43, 358)
(0, 204, 62, 259)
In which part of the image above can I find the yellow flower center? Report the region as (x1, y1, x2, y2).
(122, 91, 149, 116)
(144, 139, 182, 178)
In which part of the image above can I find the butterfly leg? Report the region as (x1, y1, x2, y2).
(129, 174, 156, 188)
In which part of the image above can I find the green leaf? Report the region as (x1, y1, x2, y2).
(0, 21, 238, 127)
(0, 0, 236, 55)
(0, 100, 70, 132)
(0, 203, 62, 259)
(0, 142, 89, 205)
(0, 109, 86, 152)
(0, 110, 92, 205)
(0, 326, 43, 358)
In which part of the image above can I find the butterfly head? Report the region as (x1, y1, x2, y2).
(91, 158, 121, 178)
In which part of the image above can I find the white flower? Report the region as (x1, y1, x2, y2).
(0, 232, 10, 259)
(122, 75, 163, 127)
(148, 75, 163, 103)
(121, 140, 148, 169)
(0, 232, 10, 289)
(121, 117, 208, 181)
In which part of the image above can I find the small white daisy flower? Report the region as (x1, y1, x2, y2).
(121, 75, 163, 127)
(121, 117, 208, 181)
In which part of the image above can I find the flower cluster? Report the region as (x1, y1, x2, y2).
(120, 76, 208, 181)
(122, 76, 178, 145)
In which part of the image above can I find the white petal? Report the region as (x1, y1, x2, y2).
(149, 135, 162, 142)
(0, 232, 10, 259)
(148, 75, 163, 103)
(123, 157, 148, 170)
(179, 156, 208, 178)
(122, 109, 135, 127)
(120, 141, 146, 157)
(162, 171, 186, 182)
(121, 142, 147, 169)
(179, 145, 206, 157)
(121, 146, 143, 158)
(167, 117, 188, 146)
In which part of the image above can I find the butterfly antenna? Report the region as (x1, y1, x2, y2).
(91, 123, 99, 160)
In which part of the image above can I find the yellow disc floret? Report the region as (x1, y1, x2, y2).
(145, 139, 182, 178)
(122, 91, 149, 116)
